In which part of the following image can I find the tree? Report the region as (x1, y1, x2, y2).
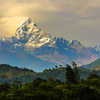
(72, 61, 80, 82)
(0, 83, 10, 93)
(55, 65, 58, 69)
(66, 64, 76, 84)
(12, 80, 22, 89)
(87, 73, 100, 80)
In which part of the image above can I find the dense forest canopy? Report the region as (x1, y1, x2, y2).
(0, 63, 100, 100)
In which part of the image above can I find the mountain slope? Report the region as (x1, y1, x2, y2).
(0, 64, 99, 83)
(14, 17, 55, 49)
(0, 64, 35, 83)
(0, 17, 100, 71)
(82, 58, 100, 70)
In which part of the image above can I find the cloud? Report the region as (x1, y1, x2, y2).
(0, 17, 28, 37)
(0, 0, 100, 46)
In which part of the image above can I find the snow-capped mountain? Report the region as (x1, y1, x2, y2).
(14, 17, 55, 49)
(0, 17, 100, 71)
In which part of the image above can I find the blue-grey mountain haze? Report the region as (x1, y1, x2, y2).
(0, 0, 100, 46)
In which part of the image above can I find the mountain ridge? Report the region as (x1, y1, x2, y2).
(0, 17, 100, 71)
(0, 64, 99, 83)
(81, 58, 100, 70)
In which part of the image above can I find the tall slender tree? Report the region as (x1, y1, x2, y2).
(66, 64, 76, 84)
(72, 61, 80, 82)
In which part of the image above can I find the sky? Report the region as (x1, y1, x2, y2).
(0, 0, 100, 46)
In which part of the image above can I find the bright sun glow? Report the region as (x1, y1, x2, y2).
(0, 16, 28, 38)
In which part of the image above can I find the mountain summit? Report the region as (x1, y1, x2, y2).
(0, 18, 100, 71)
(14, 17, 55, 49)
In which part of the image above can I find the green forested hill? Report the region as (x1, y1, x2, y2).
(0, 64, 99, 83)
(82, 58, 100, 70)
(0, 64, 36, 83)
(0, 65, 100, 100)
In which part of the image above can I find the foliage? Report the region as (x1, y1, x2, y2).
(66, 62, 80, 84)
(0, 64, 100, 99)
(66, 64, 76, 83)
(0, 74, 99, 100)
(0, 64, 100, 84)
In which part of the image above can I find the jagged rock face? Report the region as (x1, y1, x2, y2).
(0, 17, 99, 71)
(14, 18, 55, 49)
(15, 18, 38, 40)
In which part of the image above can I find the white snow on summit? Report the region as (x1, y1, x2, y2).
(14, 17, 55, 48)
